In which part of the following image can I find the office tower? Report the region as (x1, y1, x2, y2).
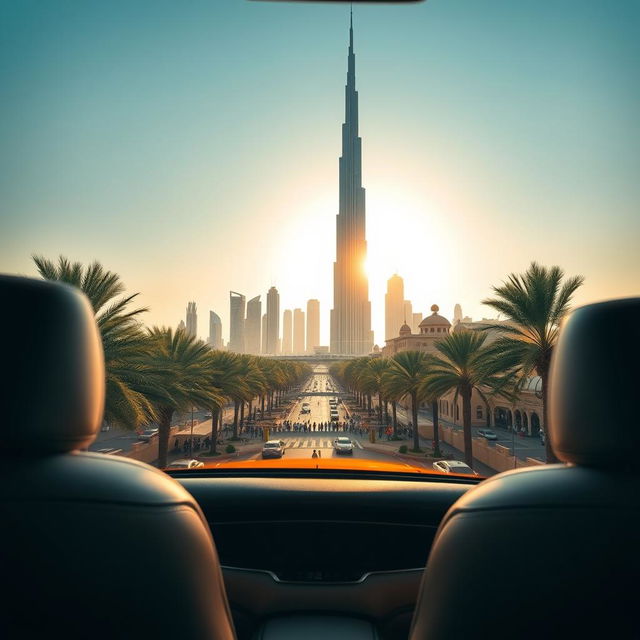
(261, 314, 268, 354)
(265, 286, 280, 355)
(208, 311, 222, 349)
(186, 302, 197, 338)
(412, 312, 422, 334)
(245, 296, 262, 354)
(330, 13, 373, 355)
(385, 274, 404, 341)
(453, 304, 463, 326)
(177, 319, 186, 331)
(306, 299, 320, 354)
(293, 308, 305, 355)
(282, 309, 293, 355)
(404, 300, 413, 329)
(229, 291, 246, 353)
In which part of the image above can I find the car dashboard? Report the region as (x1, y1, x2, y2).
(173, 470, 477, 639)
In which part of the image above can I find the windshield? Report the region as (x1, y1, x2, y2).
(2, 1, 637, 479)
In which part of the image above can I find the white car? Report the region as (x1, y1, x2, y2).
(165, 459, 204, 469)
(138, 428, 159, 442)
(333, 437, 354, 455)
(432, 460, 479, 476)
(477, 429, 498, 441)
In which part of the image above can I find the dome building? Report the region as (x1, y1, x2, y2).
(381, 304, 452, 357)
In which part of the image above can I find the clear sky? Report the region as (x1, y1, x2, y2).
(2, 0, 639, 346)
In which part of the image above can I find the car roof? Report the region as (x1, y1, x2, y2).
(265, 440, 282, 445)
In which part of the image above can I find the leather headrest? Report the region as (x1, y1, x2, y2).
(549, 297, 639, 468)
(0, 275, 105, 453)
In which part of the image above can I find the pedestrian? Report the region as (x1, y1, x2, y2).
(317, 450, 322, 458)
(311, 449, 318, 458)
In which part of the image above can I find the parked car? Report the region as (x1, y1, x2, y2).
(333, 437, 354, 455)
(262, 440, 284, 459)
(432, 460, 479, 476)
(138, 428, 159, 442)
(478, 429, 498, 441)
(165, 459, 204, 469)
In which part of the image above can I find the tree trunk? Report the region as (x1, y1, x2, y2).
(541, 370, 559, 463)
(261, 395, 265, 418)
(392, 401, 398, 434)
(432, 399, 442, 458)
(157, 406, 174, 469)
(367, 395, 372, 416)
(209, 405, 220, 455)
(378, 392, 383, 425)
(233, 400, 240, 439)
(411, 390, 420, 451)
(462, 386, 473, 468)
(384, 401, 389, 426)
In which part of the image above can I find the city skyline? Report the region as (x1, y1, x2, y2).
(3, 2, 638, 346)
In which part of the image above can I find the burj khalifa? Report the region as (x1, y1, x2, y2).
(330, 12, 373, 355)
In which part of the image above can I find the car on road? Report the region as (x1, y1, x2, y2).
(95, 448, 123, 456)
(478, 429, 498, 441)
(165, 459, 204, 469)
(432, 460, 479, 476)
(262, 440, 285, 459)
(138, 428, 159, 442)
(333, 437, 354, 455)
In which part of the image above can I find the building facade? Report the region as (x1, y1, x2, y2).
(186, 301, 197, 338)
(330, 14, 373, 356)
(265, 286, 280, 355)
(245, 295, 262, 354)
(385, 274, 404, 342)
(229, 291, 245, 353)
(293, 308, 305, 355)
(208, 311, 222, 349)
(282, 309, 293, 355)
(306, 299, 320, 354)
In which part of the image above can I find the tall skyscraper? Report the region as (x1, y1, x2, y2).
(404, 300, 413, 328)
(261, 314, 267, 354)
(177, 319, 186, 331)
(293, 308, 305, 355)
(306, 299, 320, 354)
(412, 312, 422, 334)
(245, 295, 262, 354)
(453, 304, 463, 326)
(229, 291, 246, 353)
(385, 274, 404, 341)
(265, 286, 280, 355)
(208, 311, 222, 349)
(282, 309, 293, 355)
(186, 301, 197, 338)
(330, 13, 373, 355)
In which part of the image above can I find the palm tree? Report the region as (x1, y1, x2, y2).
(33, 255, 155, 429)
(206, 350, 246, 455)
(482, 262, 584, 463)
(145, 327, 223, 468)
(384, 351, 431, 452)
(360, 358, 392, 426)
(424, 331, 512, 468)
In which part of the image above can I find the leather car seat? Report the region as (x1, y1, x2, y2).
(0, 275, 236, 640)
(409, 298, 640, 639)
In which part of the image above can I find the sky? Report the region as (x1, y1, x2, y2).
(1, 0, 639, 346)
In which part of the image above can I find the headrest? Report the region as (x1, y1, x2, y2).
(0, 275, 105, 453)
(549, 297, 639, 468)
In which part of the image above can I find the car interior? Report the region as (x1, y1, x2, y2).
(1, 276, 638, 640)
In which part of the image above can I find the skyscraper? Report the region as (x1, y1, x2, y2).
(208, 311, 222, 349)
(293, 308, 305, 355)
(385, 274, 404, 341)
(245, 295, 262, 354)
(282, 309, 293, 355)
(186, 301, 197, 338)
(265, 286, 280, 355)
(306, 299, 320, 354)
(453, 304, 463, 326)
(229, 291, 245, 353)
(261, 314, 267, 354)
(412, 312, 422, 334)
(330, 13, 373, 355)
(404, 300, 413, 328)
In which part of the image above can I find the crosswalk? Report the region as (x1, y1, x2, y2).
(284, 438, 363, 450)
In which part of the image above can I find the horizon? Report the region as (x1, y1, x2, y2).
(2, 1, 639, 346)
